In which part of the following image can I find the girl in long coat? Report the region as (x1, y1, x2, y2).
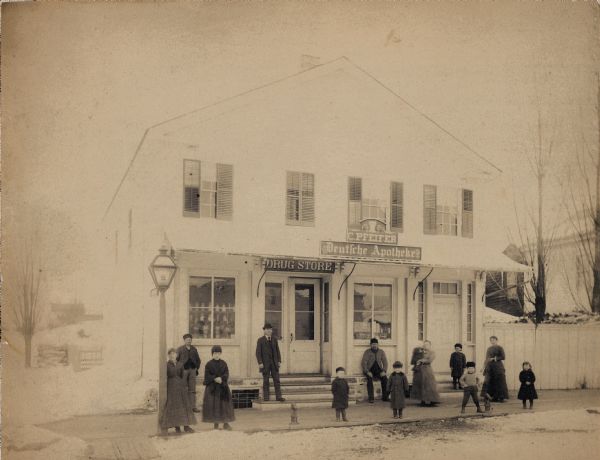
(160, 348, 197, 434)
(387, 361, 409, 418)
(517, 362, 538, 409)
(202, 345, 235, 430)
(484, 336, 509, 402)
(410, 340, 441, 406)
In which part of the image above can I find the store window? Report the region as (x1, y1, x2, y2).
(323, 282, 330, 343)
(265, 283, 283, 340)
(353, 282, 392, 340)
(189, 276, 235, 339)
(466, 283, 473, 342)
(417, 283, 425, 341)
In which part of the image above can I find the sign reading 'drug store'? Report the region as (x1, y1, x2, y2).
(263, 258, 337, 273)
(320, 241, 422, 262)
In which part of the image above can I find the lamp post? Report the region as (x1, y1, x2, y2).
(148, 237, 178, 436)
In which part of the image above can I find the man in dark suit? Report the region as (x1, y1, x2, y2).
(177, 333, 201, 412)
(255, 323, 285, 402)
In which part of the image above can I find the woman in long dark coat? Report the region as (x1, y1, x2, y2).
(160, 348, 197, 434)
(410, 341, 440, 406)
(484, 336, 509, 402)
(202, 345, 235, 430)
(518, 361, 538, 409)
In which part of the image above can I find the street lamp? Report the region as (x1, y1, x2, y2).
(148, 237, 178, 436)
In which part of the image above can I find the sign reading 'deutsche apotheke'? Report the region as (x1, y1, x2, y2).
(320, 241, 422, 262)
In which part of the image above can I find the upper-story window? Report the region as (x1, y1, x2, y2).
(390, 181, 404, 232)
(183, 160, 233, 220)
(348, 177, 402, 233)
(286, 171, 315, 226)
(423, 185, 474, 237)
(348, 177, 362, 229)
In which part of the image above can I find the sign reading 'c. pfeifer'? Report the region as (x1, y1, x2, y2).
(320, 241, 422, 261)
(263, 258, 337, 273)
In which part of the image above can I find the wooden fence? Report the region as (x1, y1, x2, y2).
(483, 323, 600, 390)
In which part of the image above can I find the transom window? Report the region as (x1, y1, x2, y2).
(433, 282, 459, 295)
(353, 282, 392, 340)
(189, 276, 235, 339)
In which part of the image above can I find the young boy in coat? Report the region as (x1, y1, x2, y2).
(331, 367, 350, 422)
(387, 361, 409, 419)
(449, 343, 467, 390)
(518, 361, 538, 409)
(459, 361, 483, 414)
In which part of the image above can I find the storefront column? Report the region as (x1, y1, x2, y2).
(474, 272, 486, 368)
(405, 274, 419, 367)
(249, 261, 266, 378)
(460, 278, 469, 345)
(330, 270, 346, 373)
(395, 277, 406, 363)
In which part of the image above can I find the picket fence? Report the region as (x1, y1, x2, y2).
(483, 322, 600, 390)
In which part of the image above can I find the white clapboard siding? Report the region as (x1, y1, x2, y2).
(482, 323, 600, 390)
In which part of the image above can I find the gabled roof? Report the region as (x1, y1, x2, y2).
(103, 56, 501, 219)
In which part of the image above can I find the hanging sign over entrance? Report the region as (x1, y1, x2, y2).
(320, 241, 422, 262)
(346, 230, 398, 245)
(263, 258, 337, 273)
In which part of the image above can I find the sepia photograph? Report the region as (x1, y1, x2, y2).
(1, 1, 600, 459)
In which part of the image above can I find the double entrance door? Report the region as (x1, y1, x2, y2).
(264, 277, 321, 374)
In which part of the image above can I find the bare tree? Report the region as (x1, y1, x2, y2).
(13, 246, 44, 367)
(509, 108, 557, 324)
(562, 73, 600, 313)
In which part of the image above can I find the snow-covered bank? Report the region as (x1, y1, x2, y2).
(154, 407, 600, 460)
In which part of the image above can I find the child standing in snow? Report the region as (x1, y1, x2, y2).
(449, 343, 467, 390)
(518, 361, 538, 409)
(331, 367, 350, 422)
(459, 362, 483, 414)
(387, 361, 409, 419)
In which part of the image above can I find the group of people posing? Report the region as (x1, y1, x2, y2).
(160, 327, 539, 434)
(341, 335, 538, 420)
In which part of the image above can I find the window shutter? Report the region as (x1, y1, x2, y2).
(390, 182, 403, 231)
(348, 177, 362, 228)
(423, 185, 437, 234)
(216, 163, 233, 220)
(462, 189, 473, 238)
(286, 171, 300, 222)
(301, 173, 315, 223)
(183, 160, 201, 213)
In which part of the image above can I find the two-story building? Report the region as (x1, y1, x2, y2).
(102, 57, 528, 405)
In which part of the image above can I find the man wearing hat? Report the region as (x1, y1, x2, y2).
(361, 338, 389, 403)
(177, 333, 202, 412)
(255, 323, 285, 402)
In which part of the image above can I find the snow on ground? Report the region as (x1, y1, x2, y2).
(155, 408, 600, 460)
(3, 424, 88, 460)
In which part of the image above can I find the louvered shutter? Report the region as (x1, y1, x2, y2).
(183, 160, 201, 213)
(462, 189, 473, 238)
(348, 177, 362, 228)
(423, 185, 437, 234)
(286, 171, 300, 222)
(301, 173, 315, 224)
(390, 182, 403, 231)
(216, 163, 233, 220)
